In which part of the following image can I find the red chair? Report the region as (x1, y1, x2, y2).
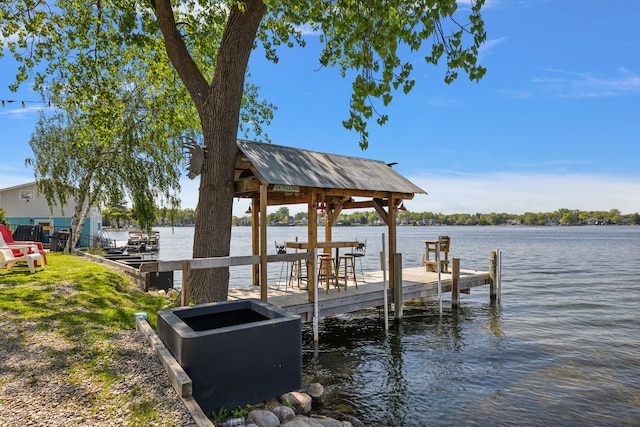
(0, 224, 47, 265)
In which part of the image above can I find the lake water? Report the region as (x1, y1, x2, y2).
(108, 226, 640, 426)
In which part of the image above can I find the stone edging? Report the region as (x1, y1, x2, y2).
(136, 315, 213, 427)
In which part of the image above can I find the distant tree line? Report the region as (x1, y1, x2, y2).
(101, 203, 195, 229)
(233, 207, 640, 227)
(100, 204, 638, 228)
(391, 208, 638, 226)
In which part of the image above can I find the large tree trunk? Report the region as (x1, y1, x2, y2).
(154, 0, 266, 303)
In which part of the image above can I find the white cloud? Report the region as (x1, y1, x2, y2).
(408, 172, 640, 214)
(479, 36, 507, 60)
(457, 0, 501, 9)
(532, 68, 640, 98)
(0, 167, 35, 189)
(0, 104, 43, 119)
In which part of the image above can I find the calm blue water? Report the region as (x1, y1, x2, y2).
(109, 226, 640, 426)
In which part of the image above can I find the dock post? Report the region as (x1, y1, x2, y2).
(312, 247, 319, 344)
(490, 250, 498, 303)
(497, 249, 502, 301)
(260, 185, 268, 301)
(452, 257, 460, 308)
(181, 260, 191, 307)
(381, 233, 389, 332)
(251, 198, 259, 286)
(393, 253, 403, 322)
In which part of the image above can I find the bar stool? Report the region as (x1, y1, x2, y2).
(317, 256, 339, 292)
(337, 254, 358, 290)
(316, 252, 330, 286)
(288, 258, 306, 289)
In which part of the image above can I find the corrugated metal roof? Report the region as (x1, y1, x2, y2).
(237, 140, 426, 195)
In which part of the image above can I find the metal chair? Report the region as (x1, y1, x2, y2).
(275, 241, 306, 289)
(349, 239, 367, 282)
(275, 241, 289, 288)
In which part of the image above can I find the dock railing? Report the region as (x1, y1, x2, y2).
(139, 252, 312, 306)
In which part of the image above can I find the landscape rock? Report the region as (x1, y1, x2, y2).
(281, 391, 312, 414)
(271, 404, 296, 422)
(246, 409, 280, 427)
(307, 415, 344, 427)
(306, 383, 325, 402)
(281, 415, 325, 426)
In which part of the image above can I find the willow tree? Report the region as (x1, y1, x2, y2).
(26, 88, 184, 251)
(3, 1, 194, 250)
(2, 0, 486, 303)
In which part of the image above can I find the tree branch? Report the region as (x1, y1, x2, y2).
(151, 0, 209, 110)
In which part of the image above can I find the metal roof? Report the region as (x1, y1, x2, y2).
(237, 140, 426, 195)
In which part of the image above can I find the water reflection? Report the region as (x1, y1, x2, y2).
(381, 323, 407, 425)
(486, 303, 505, 338)
(300, 301, 507, 426)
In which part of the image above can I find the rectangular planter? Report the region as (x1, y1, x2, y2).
(157, 299, 301, 415)
(119, 260, 173, 291)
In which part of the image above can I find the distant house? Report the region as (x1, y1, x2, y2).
(0, 182, 101, 247)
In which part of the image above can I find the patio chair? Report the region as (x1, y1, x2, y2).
(425, 235, 450, 272)
(0, 247, 43, 273)
(275, 241, 293, 288)
(349, 239, 367, 281)
(0, 224, 47, 265)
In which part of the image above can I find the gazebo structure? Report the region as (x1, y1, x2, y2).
(233, 139, 426, 302)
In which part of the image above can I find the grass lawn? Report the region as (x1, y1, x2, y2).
(0, 252, 188, 426)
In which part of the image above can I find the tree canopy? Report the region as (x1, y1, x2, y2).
(2, 0, 487, 303)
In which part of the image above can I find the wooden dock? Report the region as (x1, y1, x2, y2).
(228, 265, 492, 322)
(122, 249, 501, 329)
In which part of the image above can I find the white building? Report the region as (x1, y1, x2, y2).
(0, 182, 101, 247)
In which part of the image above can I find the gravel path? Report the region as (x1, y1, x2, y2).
(0, 316, 196, 426)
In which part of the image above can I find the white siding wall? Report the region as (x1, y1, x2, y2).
(1, 183, 82, 219)
(1, 183, 101, 243)
(1, 184, 53, 218)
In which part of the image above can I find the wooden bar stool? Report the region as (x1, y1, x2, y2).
(317, 256, 339, 292)
(288, 258, 306, 289)
(337, 254, 358, 290)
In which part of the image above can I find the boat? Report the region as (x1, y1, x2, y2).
(97, 228, 123, 254)
(126, 230, 160, 252)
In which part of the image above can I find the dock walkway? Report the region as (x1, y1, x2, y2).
(228, 266, 491, 322)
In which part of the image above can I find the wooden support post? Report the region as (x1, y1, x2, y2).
(324, 204, 331, 244)
(393, 253, 403, 322)
(307, 190, 318, 302)
(251, 198, 259, 286)
(388, 194, 397, 289)
(490, 250, 498, 303)
(181, 260, 191, 306)
(260, 185, 268, 301)
(452, 257, 460, 308)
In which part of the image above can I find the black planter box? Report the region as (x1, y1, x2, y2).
(119, 260, 173, 291)
(156, 299, 301, 415)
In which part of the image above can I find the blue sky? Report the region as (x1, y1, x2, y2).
(2, 1, 639, 217)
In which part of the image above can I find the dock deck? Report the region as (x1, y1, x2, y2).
(228, 266, 491, 322)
